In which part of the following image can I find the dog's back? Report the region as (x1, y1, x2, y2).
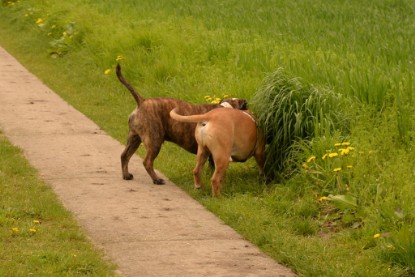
(196, 109, 258, 161)
(139, 98, 221, 153)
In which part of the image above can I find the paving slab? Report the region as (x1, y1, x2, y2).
(0, 46, 296, 277)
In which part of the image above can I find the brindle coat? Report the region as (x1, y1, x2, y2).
(116, 64, 248, 185)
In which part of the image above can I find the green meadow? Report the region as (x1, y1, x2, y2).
(1, 0, 414, 276)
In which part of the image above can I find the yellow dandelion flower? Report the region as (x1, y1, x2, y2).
(63, 31, 68, 36)
(11, 227, 19, 232)
(73, 254, 78, 257)
(306, 156, 316, 163)
(373, 233, 381, 239)
(340, 148, 350, 156)
(341, 142, 351, 146)
(319, 196, 329, 201)
(116, 55, 124, 62)
(104, 69, 111, 75)
(29, 228, 37, 233)
(302, 163, 308, 169)
(334, 143, 341, 147)
(347, 147, 355, 151)
(346, 165, 353, 169)
(328, 152, 339, 158)
(33, 220, 40, 224)
(35, 18, 44, 25)
(322, 153, 328, 160)
(333, 167, 342, 172)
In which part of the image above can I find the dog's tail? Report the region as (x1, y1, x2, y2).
(169, 109, 209, 123)
(116, 63, 144, 106)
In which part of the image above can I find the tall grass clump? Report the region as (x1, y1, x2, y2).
(251, 68, 349, 179)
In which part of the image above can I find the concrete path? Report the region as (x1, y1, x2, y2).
(0, 46, 295, 277)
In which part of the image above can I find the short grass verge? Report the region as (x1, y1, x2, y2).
(0, 132, 117, 276)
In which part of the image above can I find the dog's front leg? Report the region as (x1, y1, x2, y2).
(254, 135, 267, 178)
(193, 147, 209, 190)
(254, 150, 266, 176)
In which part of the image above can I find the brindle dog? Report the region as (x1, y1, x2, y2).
(116, 64, 248, 185)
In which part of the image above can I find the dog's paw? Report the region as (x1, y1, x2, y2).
(123, 173, 134, 180)
(153, 178, 165, 185)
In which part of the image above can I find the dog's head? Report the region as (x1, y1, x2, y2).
(220, 98, 248, 110)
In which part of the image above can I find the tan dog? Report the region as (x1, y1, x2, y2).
(169, 108, 266, 196)
(116, 64, 248, 185)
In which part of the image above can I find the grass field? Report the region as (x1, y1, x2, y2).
(1, 0, 415, 276)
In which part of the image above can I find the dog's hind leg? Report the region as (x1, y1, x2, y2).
(210, 156, 230, 197)
(142, 140, 165, 185)
(121, 133, 141, 180)
(193, 147, 210, 190)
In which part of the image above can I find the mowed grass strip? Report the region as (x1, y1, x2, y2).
(0, 133, 117, 276)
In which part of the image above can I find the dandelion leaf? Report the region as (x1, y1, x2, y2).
(329, 194, 357, 210)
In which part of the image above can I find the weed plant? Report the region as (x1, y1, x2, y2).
(250, 67, 349, 179)
(1, 0, 415, 275)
